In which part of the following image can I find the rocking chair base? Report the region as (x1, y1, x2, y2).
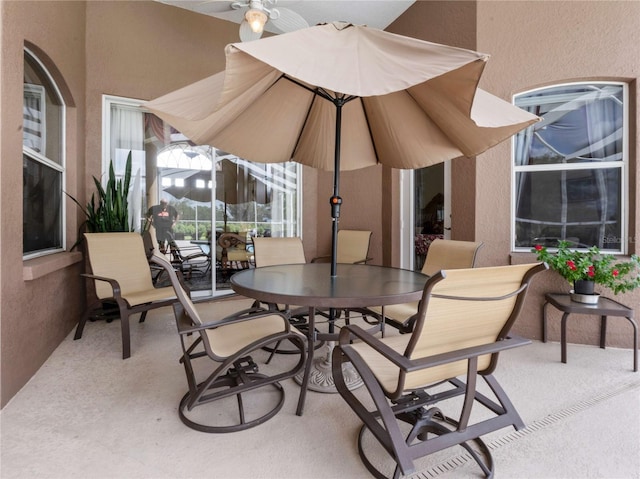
(178, 357, 286, 433)
(357, 412, 495, 479)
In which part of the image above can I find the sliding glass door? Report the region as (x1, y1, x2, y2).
(103, 95, 301, 297)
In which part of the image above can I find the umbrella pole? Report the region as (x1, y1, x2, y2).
(328, 100, 344, 334)
(330, 101, 343, 277)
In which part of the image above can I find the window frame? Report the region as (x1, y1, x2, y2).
(511, 81, 629, 254)
(23, 47, 67, 260)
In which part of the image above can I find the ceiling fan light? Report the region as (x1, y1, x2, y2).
(245, 8, 268, 33)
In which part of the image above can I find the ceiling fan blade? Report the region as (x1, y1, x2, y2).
(192, 0, 241, 14)
(239, 19, 264, 42)
(269, 7, 309, 33)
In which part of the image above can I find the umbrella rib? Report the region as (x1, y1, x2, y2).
(281, 74, 359, 105)
(358, 97, 382, 167)
(279, 75, 357, 164)
(282, 74, 316, 95)
(282, 76, 318, 163)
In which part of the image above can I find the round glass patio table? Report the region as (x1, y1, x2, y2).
(231, 263, 428, 415)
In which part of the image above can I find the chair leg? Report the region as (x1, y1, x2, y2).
(74, 299, 102, 340)
(333, 344, 417, 476)
(120, 310, 131, 360)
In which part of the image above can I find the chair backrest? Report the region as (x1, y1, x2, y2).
(84, 232, 156, 299)
(150, 254, 203, 326)
(142, 224, 161, 259)
(337, 230, 372, 264)
(421, 239, 483, 276)
(253, 237, 306, 267)
(399, 263, 545, 394)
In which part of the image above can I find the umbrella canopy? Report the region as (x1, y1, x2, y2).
(145, 22, 539, 274)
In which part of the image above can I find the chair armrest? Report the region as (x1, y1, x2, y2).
(176, 307, 285, 335)
(406, 335, 531, 372)
(339, 325, 531, 373)
(81, 273, 122, 298)
(311, 255, 373, 264)
(310, 254, 330, 263)
(352, 257, 373, 264)
(338, 325, 409, 368)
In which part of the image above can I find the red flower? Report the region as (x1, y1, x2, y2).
(587, 265, 595, 278)
(534, 244, 543, 251)
(613, 270, 619, 277)
(566, 260, 576, 270)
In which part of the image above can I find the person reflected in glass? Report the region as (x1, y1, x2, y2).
(147, 198, 179, 253)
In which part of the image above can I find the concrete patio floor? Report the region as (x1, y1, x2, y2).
(1, 298, 638, 479)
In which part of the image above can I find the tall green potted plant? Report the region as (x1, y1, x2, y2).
(68, 151, 133, 234)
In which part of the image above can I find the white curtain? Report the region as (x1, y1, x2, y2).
(110, 105, 145, 231)
(23, 85, 45, 153)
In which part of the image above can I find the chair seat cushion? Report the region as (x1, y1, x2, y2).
(206, 313, 299, 358)
(369, 302, 419, 323)
(350, 335, 491, 396)
(227, 248, 252, 262)
(122, 287, 177, 306)
(216, 245, 251, 262)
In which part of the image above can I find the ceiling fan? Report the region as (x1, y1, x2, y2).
(207, 0, 309, 42)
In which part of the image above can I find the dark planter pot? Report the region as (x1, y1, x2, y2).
(571, 280, 599, 304)
(574, 280, 595, 295)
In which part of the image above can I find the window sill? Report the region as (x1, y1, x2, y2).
(23, 251, 83, 281)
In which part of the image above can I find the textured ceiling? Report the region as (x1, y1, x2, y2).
(156, 0, 415, 34)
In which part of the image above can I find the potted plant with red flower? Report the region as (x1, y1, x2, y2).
(533, 241, 640, 302)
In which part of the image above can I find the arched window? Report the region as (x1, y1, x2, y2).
(23, 47, 66, 257)
(512, 82, 628, 253)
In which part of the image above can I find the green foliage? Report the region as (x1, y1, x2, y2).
(174, 222, 196, 237)
(67, 151, 133, 234)
(533, 241, 640, 294)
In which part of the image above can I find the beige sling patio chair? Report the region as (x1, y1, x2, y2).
(143, 224, 209, 283)
(253, 236, 307, 268)
(74, 232, 180, 359)
(311, 230, 374, 328)
(312, 229, 373, 264)
(367, 239, 483, 333)
(420, 238, 484, 276)
(152, 253, 306, 433)
(216, 232, 253, 274)
(333, 262, 546, 479)
(168, 241, 212, 279)
(252, 236, 308, 318)
(252, 236, 320, 357)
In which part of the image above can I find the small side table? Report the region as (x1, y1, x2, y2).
(543, 293, 638, 372)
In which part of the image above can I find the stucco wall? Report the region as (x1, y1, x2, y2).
(1, 1, 87, 408)
(475, 0, 640, 346)
(315, 166, 383, 264)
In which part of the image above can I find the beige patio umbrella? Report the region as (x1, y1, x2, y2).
(145, 22, 539, 276)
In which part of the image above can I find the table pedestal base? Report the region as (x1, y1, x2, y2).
(295, 342, 363, 393)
